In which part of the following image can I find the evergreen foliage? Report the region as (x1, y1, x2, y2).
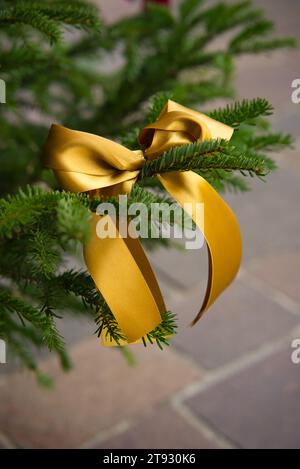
(0, 0, 296, 382)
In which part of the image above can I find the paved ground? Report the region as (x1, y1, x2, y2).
(1, 0, 300, 449)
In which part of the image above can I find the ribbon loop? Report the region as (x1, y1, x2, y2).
(43, 124, 144, 194)
(43, 100, 242, 345)
(139, 100, 233, 157)
(139, 100, 241, 319)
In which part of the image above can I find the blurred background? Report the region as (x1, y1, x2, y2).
(1, 0, 300, 449)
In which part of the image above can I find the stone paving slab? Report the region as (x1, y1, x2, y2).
(173, 279, 300, 369)
(185, 345, 300, 449)
(246, 251, 300, 305)
(0, 338, 200, 448)
(224, 166, 300, 263)
(148, 245, 207, 311)
(94, 404, 218, 449)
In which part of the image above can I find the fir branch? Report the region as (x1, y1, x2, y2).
(0, 186, 90, 239)
(229, 19, 274, 52)
(27, 228, 60, 279)
(130, 184, 175, 207)
(97, 306, 177, 349)
(109, 2, 174, 40)
(57, 270, 102, 312)
(232, 37, 297, 54)
(144, 2, 174, 27)
(143, 311, 178, 350)
(0, 288, 65, 352)
(31, 0, 101, 32)
(180, 0, 204, 22)
(0, 45, 45, 74)
(88, 183, 175, 215)
(95, 301, 126, 345)
(139, 139, 269, 180)
(0, 3, 62, 43)
(208, 98, 273, 128)
(0, 0, 101, 43)
(56, 196, 91, 244)
(1, 312, 56, 386)
(243, 133, 293, 152)
(6, 333, 53, 386)
(57, 270, 178, 348)
(173, 80, 234, 105)
(190, 0, 263, 37)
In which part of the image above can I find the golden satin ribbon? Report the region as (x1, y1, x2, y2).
(43, 100, 242, 346)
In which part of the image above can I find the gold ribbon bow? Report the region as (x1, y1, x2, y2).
(43, 100, 242, 346)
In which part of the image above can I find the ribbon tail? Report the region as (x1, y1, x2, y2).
(84, 213, 165, 345)
(158, 171, 242, 323)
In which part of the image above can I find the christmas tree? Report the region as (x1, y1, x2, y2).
(0, 0, 296, 384)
